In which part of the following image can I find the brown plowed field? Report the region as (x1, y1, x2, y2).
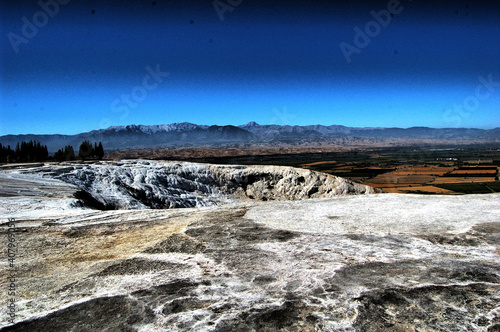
(107, 145, 500, 195)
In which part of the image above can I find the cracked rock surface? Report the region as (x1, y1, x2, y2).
(5, 160, 379, 210)
(0, 163, 499, 331)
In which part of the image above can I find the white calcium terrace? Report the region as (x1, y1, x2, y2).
(0, 161, 498, 331)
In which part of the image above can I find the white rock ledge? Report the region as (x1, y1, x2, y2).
(7, 160, 380, 210)
(0, 162, 498, 331)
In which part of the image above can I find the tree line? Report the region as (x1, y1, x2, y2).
(0, 140, 104, 163)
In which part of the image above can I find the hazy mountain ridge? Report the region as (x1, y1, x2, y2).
(1, 122, 499, 153)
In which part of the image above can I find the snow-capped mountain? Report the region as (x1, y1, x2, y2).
(103, 122, 209, 134)
(1, 122, 498, 153)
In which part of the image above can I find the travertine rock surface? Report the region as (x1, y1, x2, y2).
(5, 160, 378, 210)
(0, 163, 499, 331)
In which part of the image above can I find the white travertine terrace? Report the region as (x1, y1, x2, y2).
(0, 162, 498, 331)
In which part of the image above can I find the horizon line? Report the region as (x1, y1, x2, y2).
(1, 122, 499, 136)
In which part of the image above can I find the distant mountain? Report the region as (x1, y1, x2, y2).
(1, 122, 498, 153)
(0, 123, 252, 153)
(238, 123, 497, 140)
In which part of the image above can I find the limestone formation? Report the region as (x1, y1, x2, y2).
(0, 162, 498, 331)
(12, 160, 379, 209)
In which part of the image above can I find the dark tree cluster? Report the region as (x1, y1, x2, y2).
(78, 141, 104, 161)
(0, 140, 49, 163)
(0, 143, 16, 163)
(53, 145, 76, 162)
(0, 140, 105, 163)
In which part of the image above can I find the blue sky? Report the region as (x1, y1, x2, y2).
(1, 0, 499, 135)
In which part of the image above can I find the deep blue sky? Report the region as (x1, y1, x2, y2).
(1, 0, 499, 135)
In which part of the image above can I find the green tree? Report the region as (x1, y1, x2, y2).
(54, 148, 65, 162)
(78, 141, 93, 160)
(54, 145, 76, 162)
(0, 143, 15, 163)
(95, 142, 104, 160)
(64, 145, 76, 160)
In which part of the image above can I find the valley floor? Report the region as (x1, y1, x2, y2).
(106, 145, 500, 195)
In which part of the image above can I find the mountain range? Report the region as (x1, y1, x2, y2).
(1, 122, 499, 153)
